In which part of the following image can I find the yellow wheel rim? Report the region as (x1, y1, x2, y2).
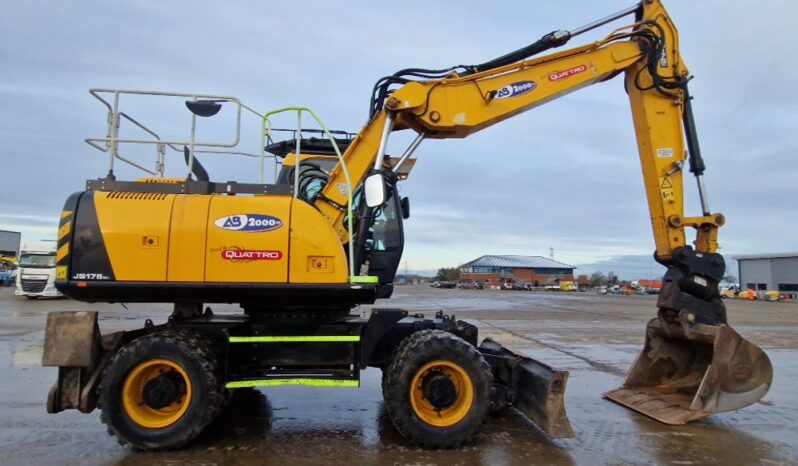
(410, 360, 474, 427)
(122, 359, 192, 429)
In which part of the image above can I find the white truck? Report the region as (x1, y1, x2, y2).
(15, 241, 62, 299)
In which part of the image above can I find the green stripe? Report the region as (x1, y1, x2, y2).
(350, 275, 378, 284)
(226, 378, 360, 389)
(228, 335, 360, 343)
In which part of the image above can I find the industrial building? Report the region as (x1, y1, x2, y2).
(458, 255, 575, 287)
(733, 253, 798, 292)
(0, 230, 21, 257)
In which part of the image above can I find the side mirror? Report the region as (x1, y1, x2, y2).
(401, 197, 410, 219)
(364, 173, 386, 207)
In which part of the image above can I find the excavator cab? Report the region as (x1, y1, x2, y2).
(267, 133, 415, 294)
(356, 178, 406, 290)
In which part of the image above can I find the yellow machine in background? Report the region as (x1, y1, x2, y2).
(44, 0, 772, 451)
(559, 280, 577, 292)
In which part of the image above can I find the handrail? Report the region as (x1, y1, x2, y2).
(85, 88, 274, 181)
(82, 89, 361, 282)
(262, 107, 356, 281)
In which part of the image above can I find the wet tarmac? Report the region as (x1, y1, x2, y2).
(0, 286, 795, 465)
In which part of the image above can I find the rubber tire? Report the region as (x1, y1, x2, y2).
(383, 329, 492, 448)
(99, 330, 224, 450)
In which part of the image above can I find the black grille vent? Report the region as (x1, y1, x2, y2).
(21, 279, 47, 293)
(107, 192, 168, 201)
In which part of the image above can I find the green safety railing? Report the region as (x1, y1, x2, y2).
(260, 107, 364, 283)
(229, 335, 361, 343)
(226, 378, 359, 389)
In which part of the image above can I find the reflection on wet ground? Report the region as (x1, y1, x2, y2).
(108, 370, 577, 466)
(0, 286, 796, 465)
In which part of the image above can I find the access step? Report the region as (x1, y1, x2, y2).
(224, 331, 362, 389)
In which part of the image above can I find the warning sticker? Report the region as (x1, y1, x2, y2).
(336, 183, 349, 198)
(660, 176, 675, 200)
(657, 148, 674, 158)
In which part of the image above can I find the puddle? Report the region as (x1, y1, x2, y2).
(13, 342, 43, 367)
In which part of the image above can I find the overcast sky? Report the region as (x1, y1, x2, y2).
(2, 1, 796, 278)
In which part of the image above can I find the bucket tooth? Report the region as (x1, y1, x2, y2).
(605, 318, 773, 424)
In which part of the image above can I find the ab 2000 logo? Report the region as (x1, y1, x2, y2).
(214, 214, 283, 232)
(495, 81, 537, 99)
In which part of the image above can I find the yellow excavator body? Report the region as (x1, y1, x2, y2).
(58, 190, 348, 295)
(44, 0, 773, 451)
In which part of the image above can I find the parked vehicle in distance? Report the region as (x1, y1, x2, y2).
(457, 279, 474, 289)
(15, 241, 62, 299)
(545, 280, 578, 292)
(430, 280, 456, 289)
(0, 256, 17, 286)
(0, 269, 15, 286)
(765, 291, 786, 301)
(719, 283, 739, 299)
(631, 279, 662, 294)
(596, 286, 608, 295)
(474, 281, 484, 290)
(737, 289, 757, 300)
(736, 289, 784, 301)
(560, 280, 578, 292)
(720, 288, 737, 299)
(502, 280, 524, 290)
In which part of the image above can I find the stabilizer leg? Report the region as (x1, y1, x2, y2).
(480, 338, 574, 438)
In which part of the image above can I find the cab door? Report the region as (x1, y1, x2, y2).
(365, 185, 405, 285)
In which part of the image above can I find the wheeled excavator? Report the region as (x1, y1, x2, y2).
(43, 0, 773, 450)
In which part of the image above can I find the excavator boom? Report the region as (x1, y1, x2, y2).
(314, 0, 772, 425)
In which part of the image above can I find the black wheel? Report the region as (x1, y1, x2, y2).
(383, 329, 492, 448)
(98, 330, 224, 450)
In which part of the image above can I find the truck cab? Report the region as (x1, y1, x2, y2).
(16, 241, 62, 298)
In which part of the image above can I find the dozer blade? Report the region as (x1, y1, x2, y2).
(605, 317, 773, 424)
(479, 338, 574, 438)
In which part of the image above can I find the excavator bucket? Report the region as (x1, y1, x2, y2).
(479, 338, 574, 438)
(605, 318, 773, 424)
